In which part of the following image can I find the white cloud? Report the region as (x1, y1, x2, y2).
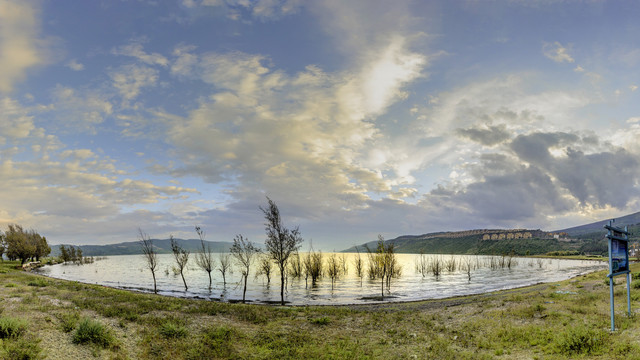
(50, 85, 113, 134)
(65, 59, 84, 71)
(0, 97, 37, 140)
(0, 0, 50, 93)
(543, 41, 575, 63)
(110, 64, 159, 102)
(112, 41, 169, 67)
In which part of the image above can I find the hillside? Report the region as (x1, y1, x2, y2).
(344, 211, 640, 256)
(343, 229, 585, 256)
(556, 211, 640, 236)
(50, 238, 236, 257)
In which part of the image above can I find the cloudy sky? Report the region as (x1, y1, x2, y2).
(1, 0, 640, 249)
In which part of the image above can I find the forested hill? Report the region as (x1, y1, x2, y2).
(50, 238, 235, 257)
(342, 226, 637, 256)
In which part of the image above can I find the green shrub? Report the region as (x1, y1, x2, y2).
(0, 317, 27, 339)
(4, 283, 16, 288)
(1, 336, 42, 360)
(58, 312, 80, 333)
(159, 321, 188, 339)
(554, 326, 607, 355)
(632, 280, 640, 289)
(310, 317, 331, 325)
(187, 326, 238, 359)
(72, 318, 115, 348)
(27, 279, 47, 287)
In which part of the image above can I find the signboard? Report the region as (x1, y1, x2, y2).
(604, 219, 632, 331)
(610, 238, 629, 274)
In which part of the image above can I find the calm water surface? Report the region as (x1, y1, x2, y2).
(36, 253, 606, 305)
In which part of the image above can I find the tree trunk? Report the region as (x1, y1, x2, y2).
(242, 273, 248, 303)
(207, 271, 212, 289)
(280, 270, 285, 306)
(180, 271, 188, 290)
(152, 271, 157, 294)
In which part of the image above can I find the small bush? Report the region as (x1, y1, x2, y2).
(187, 326, 238, 360)
(159, 321, 188, 338)
(4, 283, 16, 288)
(310, 317, 330, 325)
(1, 336, 42, 360)
(72, 318, 115, 348)
(632, 280, 640, 289)
(27, 279, 47, 287)
(554, 326, 607, 355)
(0, 317, 27, 339)
(58, 312, 80, 333)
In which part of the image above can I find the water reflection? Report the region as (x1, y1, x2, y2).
(35, 253, 606, 305)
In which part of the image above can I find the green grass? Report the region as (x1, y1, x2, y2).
(1, 336, 42, 360)
(0, 317, 27, 339)
(57, 312, 80, 333)
(26, 279, 47, 287)
(159, 320, 188, 338)
(72, 318, 116, 348)
(1, 259, 640, 359)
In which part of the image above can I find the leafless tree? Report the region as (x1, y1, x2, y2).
(170, 235, 190, 290)
(194, 226, 215, 290)
(217, 252, 232, 287)
(353, 248, 364, 285)
(303, 246, 323, 287)
(461, 256, 473, 281)
(415, 250, 428, 277)
(138, 228, 158, 294)
(366, 235, 399, 299)
(288, 252, 303, 278)
(339, 253, 348, 275)
(256, 254, 273, 284)
(326, 254, 340, 290)
(260, 197, 303, 306)
(230, 234, 260, 303)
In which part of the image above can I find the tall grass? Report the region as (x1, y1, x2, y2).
(72, 318, 115, 348)
(0, 317, 27, 339)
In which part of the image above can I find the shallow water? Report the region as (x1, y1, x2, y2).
(35, 253, 606, 305)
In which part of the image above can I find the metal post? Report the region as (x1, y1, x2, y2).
(608, 220, 615, 331)
(627, 272, 632, 317)
(626, 225, 632, 318)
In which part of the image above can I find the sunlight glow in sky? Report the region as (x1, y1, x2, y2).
(1, 0, 640, 249)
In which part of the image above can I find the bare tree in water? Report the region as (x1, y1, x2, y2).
(194, 226, 215, 290)
(230, 234, 260, 303)
(260, 197, 303, 306)
(170, 235, 190, 291)
(138, 228, 158, 294)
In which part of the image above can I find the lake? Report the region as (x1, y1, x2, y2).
(35, 253, 606, 305)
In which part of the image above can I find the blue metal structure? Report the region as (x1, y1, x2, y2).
(605, 219, 632, 331)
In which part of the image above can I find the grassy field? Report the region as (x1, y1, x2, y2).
(1, 260, 640, 359)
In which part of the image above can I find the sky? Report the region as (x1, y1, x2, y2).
(1, 0, 640, 250)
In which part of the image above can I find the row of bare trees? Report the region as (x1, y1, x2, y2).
(415, 253, 520, 281)
(138, 197, 303, 305)
(137, 197, 405, 304)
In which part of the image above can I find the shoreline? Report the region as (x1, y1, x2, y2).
(32, 257, 608, 307)
(2, 260, 639, 359)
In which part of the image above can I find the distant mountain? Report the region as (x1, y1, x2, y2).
(556, 211, 640, 236)
(342, 229, 580, 256)
(51, 238, 238, 257)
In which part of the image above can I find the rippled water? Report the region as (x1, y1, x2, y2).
(35, 253, 606, 305)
